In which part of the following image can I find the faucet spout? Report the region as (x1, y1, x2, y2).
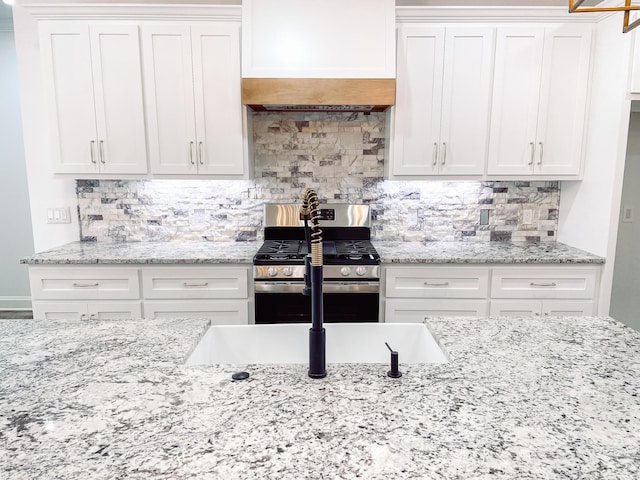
(302, 188, 326, 379)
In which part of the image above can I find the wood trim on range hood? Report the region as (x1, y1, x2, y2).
(242, 78, 396, 112)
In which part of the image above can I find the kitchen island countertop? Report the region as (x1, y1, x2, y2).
(1, 315, 638, 479)
(20, 240, 604, 265)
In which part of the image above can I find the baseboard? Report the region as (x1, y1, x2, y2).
(0, 296, 33, 310)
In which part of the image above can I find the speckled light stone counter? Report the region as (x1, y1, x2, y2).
(20, 240, 603, 266)
(1, 315, 638, 479)
(375, 241, 604, 264)
(20, 241, 258, 265)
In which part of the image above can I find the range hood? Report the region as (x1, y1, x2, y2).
(241, 0, 396, 112)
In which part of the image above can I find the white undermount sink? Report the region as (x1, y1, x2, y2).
(186, 322, 448, 366)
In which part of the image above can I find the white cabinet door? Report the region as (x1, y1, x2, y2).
(191, 24, 245, 176)
(490, 299, 594, 317)
(535, 24, 592, 176)
(488, 24, 592, 177)
(392, 26, 493, 177)
(392, 26, 444, 176)
(385, 299, 489, 321)
(142, 23, 246, 177)
(439, 27, 494, 175)
(33, 301, 88, 320)
(89, 25, 148, 174)
(142, 25, 198, 175)
(33, 301, 142, 320)
(40, 22, 99, 174)
(40, 22, 147, 175)
(488, 27, 545, 176)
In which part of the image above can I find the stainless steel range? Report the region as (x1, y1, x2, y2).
(253, 204, 380, 324)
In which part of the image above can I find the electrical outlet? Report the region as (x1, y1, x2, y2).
(523, 209, 533, 225)
(192, 209, 207, 226)
(408, 208, 418, 226)
(623, 205, 634, 223)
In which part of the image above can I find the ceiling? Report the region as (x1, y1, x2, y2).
(0, 1, 606, 23)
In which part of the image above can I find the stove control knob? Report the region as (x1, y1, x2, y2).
(283, 267, 294, 277)
(340, 267, 352, 277)
(355, 266, 367, 276)
(268, 267, 278, 277)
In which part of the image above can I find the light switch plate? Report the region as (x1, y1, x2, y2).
(523, 209, 533, 225)
(46, 207, 71, 224)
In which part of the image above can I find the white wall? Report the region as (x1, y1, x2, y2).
(610, 111, 640, 329)
(12, 1, 80, 253)
(558, 12, 633, 316)
(0, 24, 35, 309)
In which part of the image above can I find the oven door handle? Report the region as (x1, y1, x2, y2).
(254, 282, 379, 294)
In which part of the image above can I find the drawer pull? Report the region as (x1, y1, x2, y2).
(183, 281, 209, 288)
(73, 282, 99, 288)
(424, 281, 449, 287)
(530, 282, 557, 287)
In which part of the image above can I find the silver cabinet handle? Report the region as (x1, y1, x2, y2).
(73, 282, 99, 288)
(189, 141, 195, 165)
(183, 281, 209, 287)
(529, 142, 535, 166)
(537, 142, 543, 165)
(432, 142, 438, 166)
(441, 142, 447, 165)
(198, 141, 204, 165)
(99, 140, 105, 164)
(530, 282, 557, 287)
(424, 281, 450, 287)
(89, 314, 97, 320)
(90, 141, 97, 164)
(80, 313, 88, 320)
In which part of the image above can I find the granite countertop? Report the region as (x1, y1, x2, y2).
(20, 240, 604, 265)
(374, 241, 605, 264)
(2, 315, 639, 479)
(20, 241, 259, 265)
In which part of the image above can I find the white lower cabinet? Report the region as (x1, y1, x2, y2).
(490, 266, 598, 317)
(383, 264, 600, 321)
(28, 264, 251, 324)
(141, 266, 250, 323)
(384, 266, 490, 320)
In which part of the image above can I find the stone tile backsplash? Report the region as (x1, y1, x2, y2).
(77, 112, 560, 243)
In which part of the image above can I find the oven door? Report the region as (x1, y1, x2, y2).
(254, 282, 379, 324)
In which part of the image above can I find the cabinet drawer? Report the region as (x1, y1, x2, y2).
(29, 267, 140, 300)
(385, 267, 489, 298)
(142, 267, 248, 299)
(491, 267, 597, 299)
(144, 300, 248, 325)
(385, 298, 489, 321)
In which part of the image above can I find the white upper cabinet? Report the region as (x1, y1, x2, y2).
(487, 24, 593, 177)
(141, 23, 247, 177)
(242, 0, 396, 78)
(390, 26, 495, 177)
(39, 22, 148, 175)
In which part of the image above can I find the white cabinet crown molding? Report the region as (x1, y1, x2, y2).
(395, 6, 607, 24)
(25, 3, 241, 21)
